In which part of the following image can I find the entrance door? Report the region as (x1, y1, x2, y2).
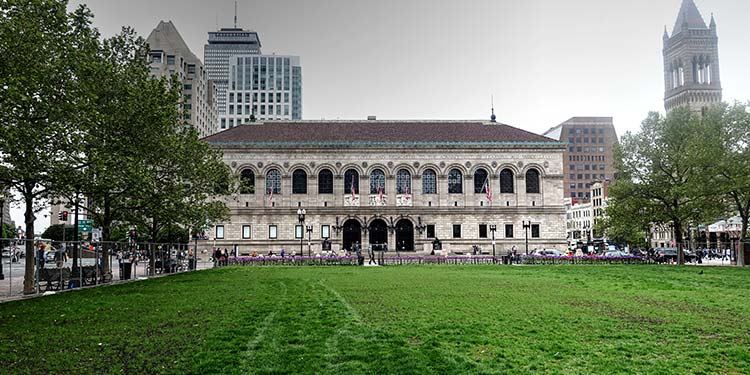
(342, 219, 361, 251)
(395, 219, 414, 251)
(369, 219, 388, 250)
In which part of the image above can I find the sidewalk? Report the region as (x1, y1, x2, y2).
(0, 259, 214, 303)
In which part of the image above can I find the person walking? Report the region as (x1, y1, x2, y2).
(368, 244, 376, 265)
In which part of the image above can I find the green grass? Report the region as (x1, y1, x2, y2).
(1, 265, 749, 374)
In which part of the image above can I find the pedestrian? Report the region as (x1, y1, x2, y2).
(213, 248, 222, 267)
(280, 249, 286, 258)
(368, 244, 376, 265)
(222, 248, 229, 266)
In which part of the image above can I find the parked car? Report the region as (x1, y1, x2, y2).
(533, 249, 566, 257)
(602, 250, 630, 257)
(2, 246, 24, 259)
(655, 248, 678, 263)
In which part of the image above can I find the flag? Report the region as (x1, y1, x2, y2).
(483, 177, 492, 203)
(351, 181, 356, 200)
(378, 184, 383, 202)
(405, 183, 410, 200)
(268, 185, 273, 202)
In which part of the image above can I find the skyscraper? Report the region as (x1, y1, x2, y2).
(224, 54, 302, 127)
(663, 0, 722, 113)
(204, 28, 262, 130)
(146, 20, 217, 137)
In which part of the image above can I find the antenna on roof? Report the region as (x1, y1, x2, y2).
(490, 95, 496, 123)
(234, 1, 238, 28)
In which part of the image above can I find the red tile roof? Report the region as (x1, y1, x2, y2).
(203, 121, 560, 146)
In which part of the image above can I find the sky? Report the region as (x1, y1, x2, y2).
(11, 0, 750, 231)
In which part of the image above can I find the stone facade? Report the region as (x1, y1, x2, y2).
(146, 20, 218, 138)
(204, 121, 567, 255)
(663, 0, 722, 113)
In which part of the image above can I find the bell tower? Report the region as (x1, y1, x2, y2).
(663, 0, 722, 114)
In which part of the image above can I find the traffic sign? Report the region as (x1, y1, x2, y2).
(78, 219, 93, 233)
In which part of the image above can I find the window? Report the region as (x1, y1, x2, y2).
(167, 55, 175, 65)
(525, 169, 540, 194)
(269, 225, 277, 239)
(240, 169, 255, 194)
(396, 169, 411, 194)
(422, 169, 437, 194)
(321, 225, 330, 239)
(474, 168, 488, 193)
(215, 225, 224, 239)
(479, 224, 488, 238)
(505, 224, 513, 238)
(292, 169, 307, 194)
(266, 169, 281, 194)
(448, 169, 463, 194)
(370, 169, 385, 194)
(183, 84, 192, 90)
(531, 224, 540, 238)
(318, 169, 333, 194)
(426, 225, 435, 238)
(295, 225, 303, 239)
(242, 225, 251, 239)
(500, 169, 514, 193)
(344, 169, 359, 194)
(452, 224, 461, 238)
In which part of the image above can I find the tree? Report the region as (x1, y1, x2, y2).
(608, 108, 721, 264)
(40, 224, 76, 242)
(0, 0, 100, 293)
(701, 102, 750, 265)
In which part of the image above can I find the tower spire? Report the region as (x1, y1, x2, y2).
(234, 1, 237, 28)
(490, 95, 496, 123)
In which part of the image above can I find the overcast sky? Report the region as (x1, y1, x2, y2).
(12, 0, 750, 230)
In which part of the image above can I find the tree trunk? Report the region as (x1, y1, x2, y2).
(149, 220, 157, 276)
(23, 192, 36, 295)
(674, 219, 685, 265)
(101, 196, 112, 281)
(738, 205, 749, 267)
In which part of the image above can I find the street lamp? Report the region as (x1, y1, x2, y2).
(306, 225, 313, 256)
(522, 220, 531, 255)
(0, 189, 6, 280)
(489, 224, 497, 258)
(297, 208, 306, 256)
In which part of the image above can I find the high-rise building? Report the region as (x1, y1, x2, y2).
(224, 55, 302, 127)
(663, 0, 722, 113)
(543, 117, 618, 202)
(146, 21, 217, 137)
(204, 28, 262, 130)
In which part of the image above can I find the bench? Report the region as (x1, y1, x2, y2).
(40, 267, 71, 291)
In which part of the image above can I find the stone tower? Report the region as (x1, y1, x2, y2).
(663, 0, 722, 113)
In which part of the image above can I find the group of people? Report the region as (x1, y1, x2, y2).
(213, 248, 230, 266)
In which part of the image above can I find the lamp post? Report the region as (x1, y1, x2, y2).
(522, 220, 531, 255)
(306, 225, 313, 256)
(0, 190, 5, 280)
(72, 185, 81, 283)
(489, 224, 497, 258)
(297, 208, 306, 256)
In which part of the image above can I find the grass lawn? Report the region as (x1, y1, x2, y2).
(1, 265, 749, 374)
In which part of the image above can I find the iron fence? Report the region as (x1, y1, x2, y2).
(0, 238, 217, 299)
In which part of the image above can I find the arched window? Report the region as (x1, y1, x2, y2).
(344, 169, 359, 194)
(266, 169, 281, 194)
(292, 169, 307, 194)
(240, 169, 255, 194)
(500, 169, 514, 193)
(370, 169, 385, 194)
(318, 169, 333, 194)
(422, 169, 437, 194)
(448, 169, 463, 194)
(396, 169, 411, 194)
(474, 168, 488, 193)
(525, 169, 540, 194)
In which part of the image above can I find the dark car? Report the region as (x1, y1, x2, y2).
(655, 248, 678, 263)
